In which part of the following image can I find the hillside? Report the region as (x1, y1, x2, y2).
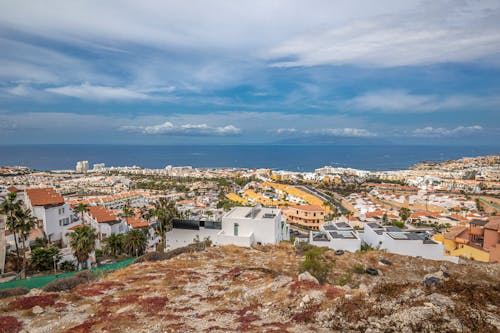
(1, 244, 499, 332)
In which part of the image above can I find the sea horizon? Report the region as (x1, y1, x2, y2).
(1, 144, 498, 172)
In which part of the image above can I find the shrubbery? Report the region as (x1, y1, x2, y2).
(30, 247, 61, 272)
(299, 247, 332, 284)
(0, 287, 29, 299)
(42, 270, 99, 292)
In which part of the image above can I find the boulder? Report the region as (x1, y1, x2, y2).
(32, 305, 44, 315)
(298, 271, 319, 284)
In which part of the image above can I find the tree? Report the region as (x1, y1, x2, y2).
(14, 207, 37, 276)
(400, 207, 411, 222)
(104, 233, 123, 257)
(119, 205, 134, 222)
(124, 229, 147, 257)
(150, 198, 179, 249)
(382, 213, 389, 225)
(74, 203, 89, 224)
(68, 225, 97, 270)
(0, 192, 22, 271)
(30, 247, 61, 272)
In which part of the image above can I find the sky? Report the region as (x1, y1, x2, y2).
(0, 0, 499, 145)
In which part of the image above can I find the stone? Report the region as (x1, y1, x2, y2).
(32, 305, 44, 315)
(302, 294, 311, 304)
(298, 271, 319, 284)
(428, 293, 454, 308)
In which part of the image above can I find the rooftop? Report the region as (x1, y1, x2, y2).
(88, 205, 120, 224)
(224, 206, 280, 220)
(25, 188, 65, 207)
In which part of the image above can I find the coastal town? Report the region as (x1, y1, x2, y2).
(1, 154, 499, 279)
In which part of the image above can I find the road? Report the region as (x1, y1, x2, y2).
(294, 185, 349, 213)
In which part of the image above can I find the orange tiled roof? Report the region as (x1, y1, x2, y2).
(67, 224, 83, 231)
(444, 226, 468, 240)
(410, 211, 442, 219)
(88, 205, 119, 224)
(25, 188, 65, 206)
(290, 205, 324, 212)
(126, 216, 149, 228)
(485, 216, 500, 231)
(7, 186, 20, 193)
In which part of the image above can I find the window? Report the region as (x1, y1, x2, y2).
(59, 217, 70, 226)
(234, 223, 239, 236)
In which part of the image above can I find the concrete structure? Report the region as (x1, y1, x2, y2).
(311, 222, 362, 252)
(84, 205, 127, 240)
(165, 206, 290, 250)
(76, 161, 89, 173)
(24, 188, 76, 243)
(281, 205, 325, 230)
(363, 222, 457, 263)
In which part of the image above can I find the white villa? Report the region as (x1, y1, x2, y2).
(165, 206, 290, 250)
(362, 222, 458, 263)
(309, 222, 361, 252)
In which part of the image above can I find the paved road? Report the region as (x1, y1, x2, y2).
(295, 185, 348, 213)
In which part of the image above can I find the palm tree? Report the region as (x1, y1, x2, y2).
(14, 207, 37, 277)
(151, 198, 179, 249)
(119, 205, 134, 223)
(1, 192, 22, 271)
(124, 229, 147, 257)
(74, 203, 89, 224)
(104, 233, 123, 257)
(68, 225, 97, 270)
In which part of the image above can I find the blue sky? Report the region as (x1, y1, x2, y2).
(0, 0, 499, 145)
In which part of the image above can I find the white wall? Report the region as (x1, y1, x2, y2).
(165, 227, 220, 250)
(382, 235, 458, 263)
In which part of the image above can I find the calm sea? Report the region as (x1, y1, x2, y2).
(0, 145, 498, 172)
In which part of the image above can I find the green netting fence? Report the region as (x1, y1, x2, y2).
(0, 257, 136, 290)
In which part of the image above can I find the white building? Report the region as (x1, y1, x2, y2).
(84, 205, 127, 240)
(308, 222, 361, 252)
(24, 188, 76, 243)
(165, 206, 290, 250)
(362, 223, 458, 263)
(76, 160, 89, 173)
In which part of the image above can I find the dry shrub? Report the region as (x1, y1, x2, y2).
(138, 296, 169, 313)
(435, 278, 500, 309)
(66, 319, 96, 333)
(163, 313, 182, 321)
(372, 282, 414, 299)
(333, 295, 377, 323)
(9, 294, 58, 310)
(43, 276, 86, 292)
(74, 270, 99, 282)
(289, 279, 321, 295)
(453, 304, 498, 333)
(0, 287, 29, 300)
(0, 315, 23, 333)
(291, 304, 321, 323)
(324, 285, 343, 298)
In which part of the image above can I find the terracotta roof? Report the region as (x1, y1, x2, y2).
(88, 205, 119, 224)
(126, 216, 149, 228)
(444, 226, 468, 240)
(410, 211, 442, 219)
(485, 216, 500, 231)
(7, 186, 21, 193)
(67, 224, 83, 231)
(290, 205, 324, 212)
(25, 188, 65, 206)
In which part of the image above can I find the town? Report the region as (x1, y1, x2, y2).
(1, 154, 499, 280)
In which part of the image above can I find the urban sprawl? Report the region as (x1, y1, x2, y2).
(1, 155, 499, 278)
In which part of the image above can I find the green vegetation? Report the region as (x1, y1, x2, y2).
(124, 229, 148, 257)
(392, 221, 405, 228)
(68, 225, 98, 270)
(30, 247, 61, 272)
(400, 207, 411, 221)
(299, 247, 332, 284)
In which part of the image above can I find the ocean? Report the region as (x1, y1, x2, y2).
(0, 145, 498, 172)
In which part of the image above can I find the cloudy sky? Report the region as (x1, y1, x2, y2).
(1, 0, 499, 145)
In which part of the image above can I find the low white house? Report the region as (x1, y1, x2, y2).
(362, 222, 458, 263)
(165, 206, 290, 250)
(84, 205, 127, 240)
(308, 222, 361, 252)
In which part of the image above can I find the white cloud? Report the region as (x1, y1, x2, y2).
(269, 1, 500, 67)
(304, 128, 377, 137)
(345, 90, 500, 113)
(275, 128, 297, 134)
(412, 125, 483, 137)
(121, 122, 241, 136)
(45, 83, 151, 101)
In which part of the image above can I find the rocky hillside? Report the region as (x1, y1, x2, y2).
(1, 244, 499, 332)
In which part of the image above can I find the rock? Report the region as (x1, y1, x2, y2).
(344, 294, 353, 300)
(423, 271, 444, 286)
(302, 294, 311, 304)
(27, 288, 43, 296)
(379, 258, 392, 265)
(358, 283, 369, 295)
(428, 293, 454, 308)
(298, 271, 319, 284)
(32, 305, 44, 315)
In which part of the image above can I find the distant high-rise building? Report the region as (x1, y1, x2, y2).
(92, 163, 105, 171)
(76, 160, 89, 173)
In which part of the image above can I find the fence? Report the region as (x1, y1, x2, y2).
(0, 257, 136, 290)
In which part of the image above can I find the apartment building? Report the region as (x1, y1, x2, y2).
(281, 205, 325, 230)
(24, 188, 76, 243)
(84, 205, 127, 240)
